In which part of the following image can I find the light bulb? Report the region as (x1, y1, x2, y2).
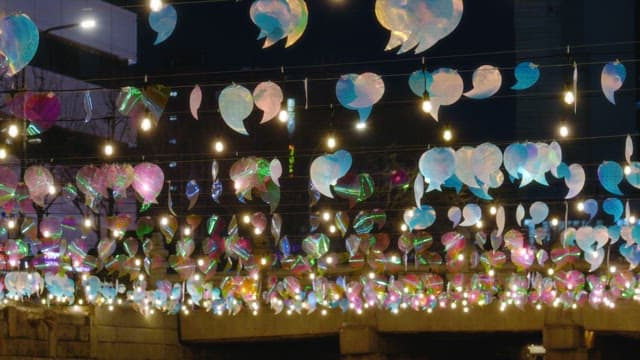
(140, 117, 152, 132)
(79, 18, 97, 29)
(253, 227, 262, 235)
(624, 165, 632, 175)
(329, 225, 336, 234)
(7, 219, 15, 229)
(149, 0, 163, 12)
(160, 216, 169, 226)
(83, 217, 92, 228)
(421, 99, 433, 114)
(629, 215, 637, 224)
(559, 123, 569, 138)
(326, 136, 336, 150)
(563, 90, 575, 105)
(183, 227, 191, 236)
(260, 257, 268, 266)
(213, 139, 225, 153)
(400, 223, 408, 232)
(457, 253, 464, 261)
(489, 206, 497, 215)
(550, 218, 559, 227)
(325, 256, 333, 265)
(322, 211, 331, 221)
(355, 122, 367, 131)
(278, 109, 289, 123)
(103, 143, 114, 157)
(476, 220, 483, 229)
(577, 202, 584, 211)
(442, 128, 453, 142)
(243, 214, 251, 224)
(197, 258, 204, 267)
(47, 184, 56, 195)
(0, 147, 7, 160)
(8, 124, 18, 138)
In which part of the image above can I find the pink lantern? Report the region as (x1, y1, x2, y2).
(133, 162, 164, 205)
(24, 165, 54, 207)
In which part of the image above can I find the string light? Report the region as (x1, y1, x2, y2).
(326, 134, 337, 150)
(213, 139, 225, 153)
(242, 214, 251, 224)
(8, 124, 18, 138)
(442, 127, 453, 142)
(563, 88, 575, 105)
(160, 216, 169, 226)
(630, 215, 637, 224)
(355, 122, 367, 131)
(7, 219, 15, 229)
(624, 165, 632, 175)
(103, 143, 114, 157)
(83, 217, 92, 228)
(577, 201, 585, 211)
(558, 122, 570, 138)
(421, 91, 432, 114)
(47, 184, 57, 195)
(149, 0, 163, 12)
(0, 147, 7, 160)
(550, 218, 559, 227)
(140, 116, 152, 132)
(278, 109, 289, 123)
(322, 211, 331, 222)
(489, 206, 497, 215)
(400, 223, 408, 232)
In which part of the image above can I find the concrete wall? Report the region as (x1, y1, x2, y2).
(0, 306, 184, 360)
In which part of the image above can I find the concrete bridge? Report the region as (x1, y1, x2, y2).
(1, 302, 639, 359)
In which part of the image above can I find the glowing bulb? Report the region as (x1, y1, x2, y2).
(326, 136, 336, 150)
(559, 124, 569, 138)
(550, 218, 559, 227)
(563, 90, 575, 105)
(476, 220, 483, 229)
(629, 216, 637, 224)
(134, 258, 142, 267)
(140, 117, 152, 132)
(329, 225, 336, 234)
(400, 223, 408, 232)
(0, 148, 6, 160)
(321, 309, 327, 316)
(442, 128, 453, 142)
(149, 0, 163, 12)
(278, 109, 289, 123)
(260, 257, 267, 266)
(489, 206, 497, 215)
(79, 18, 97, 29)
(103, 143, 114, 157)
(577, 202, 584, 211)
(457, 253, 464, 261)
(213, 140, 225, 153)
(138, 274, 145, 281)
(309, 273, 316, 280)
(368, 272, 375, 279)
(194, 274, 201, 281)
(243, 214, 251, 224)
(47, 184, 56, 195)
(197, 258, 204, 267)
(355, 122, 367, 131)
(421, 99, 432, 114)
(488, 269, 495, 277)
(183, 227, 191, 236)
(325, 256, 334, 265)
(253, 227, 262, 235)
(42, 230, 50, 238)
(547, 268, 555, 276)
(322, 211, 331, 221)
(160, 216, 169, 226)
(609, 265, 617, 274)
(624, 165, 632, 175)
(8, 124, 18, 138)
(7, 219, 15, 229)
(83, 217, 92, 228)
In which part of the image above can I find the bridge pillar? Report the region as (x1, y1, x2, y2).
(339, 325, 387, 360)
(543, 309, 589, 360)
